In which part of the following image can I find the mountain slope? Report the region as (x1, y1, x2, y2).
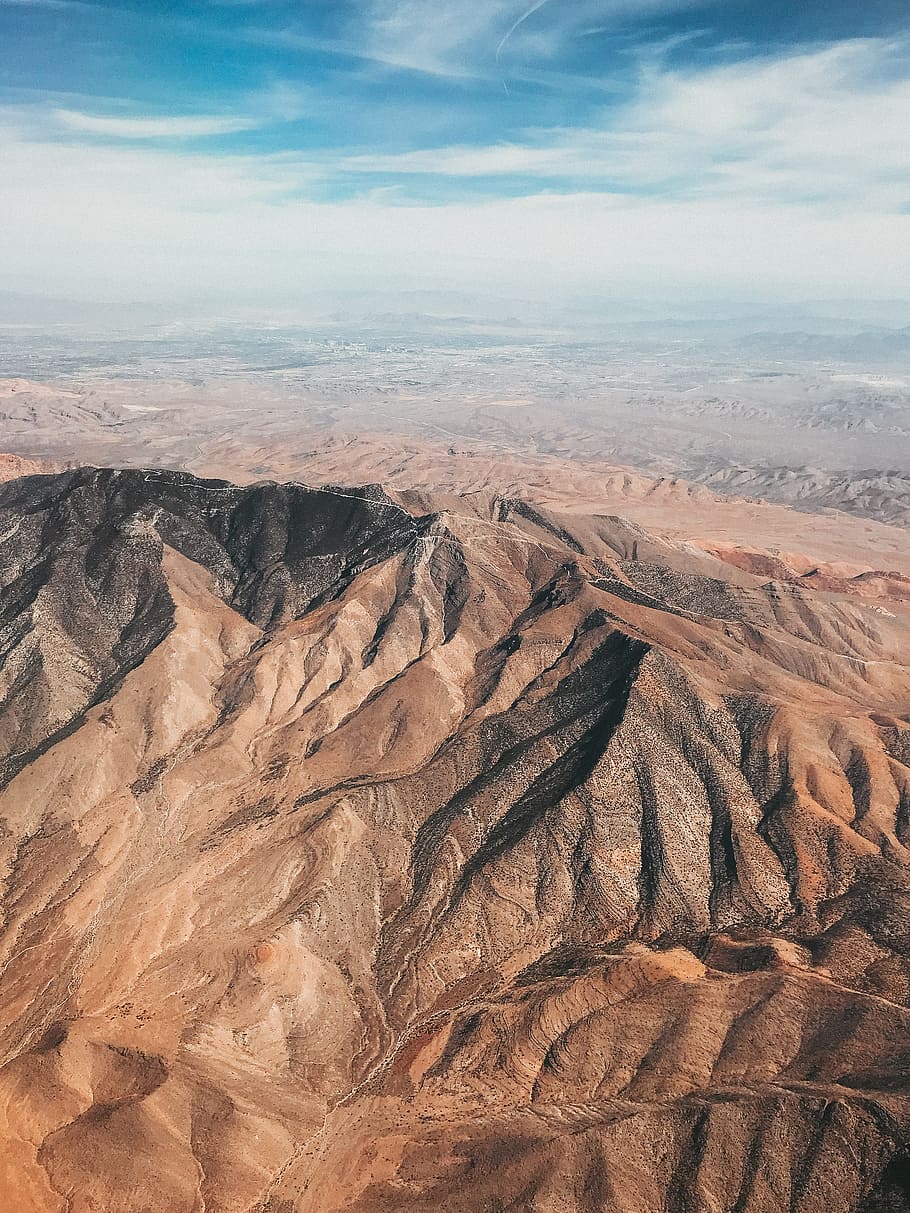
(0, 468, 908, 1213)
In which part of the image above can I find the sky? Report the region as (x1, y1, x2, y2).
(1, 0, 909, 314)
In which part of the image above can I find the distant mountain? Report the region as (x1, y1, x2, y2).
(0, 291, 187, 330)
(738, 325, 910, 362)
(0, 467, 908, 1212)
(697, 465, 910, 527)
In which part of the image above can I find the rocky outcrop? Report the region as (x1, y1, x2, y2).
(0, 468, 908, 1212)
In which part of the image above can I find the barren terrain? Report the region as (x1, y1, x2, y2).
(0, 464, 908, 1212)
(1, 319, 909, 518)
(0, 320, 908, 1210)
(0, 358, 908, 579)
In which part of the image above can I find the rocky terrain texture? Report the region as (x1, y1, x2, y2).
(2, 364, 909, 530)
(0, 451, 60, 484)
(243, 434, 910, 577)
(3, 374, 910, 584)
(696, 465, 910, 530)
(0, 466, 909, 1212)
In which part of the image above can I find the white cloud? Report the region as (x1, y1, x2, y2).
(1, 36, 908, 306)
(1, 108, 908, 306)
(250, 0, 700, 80)
(336, 37, 910, 213)
(54, 109, 259, 139)
(618, 37, 910, 208)
(359, 0, 517, 76)
(341, 142, 574, 176)
(0, 0, 89, 7)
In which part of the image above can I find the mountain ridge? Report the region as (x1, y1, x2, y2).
(0, 466, 908, 1212)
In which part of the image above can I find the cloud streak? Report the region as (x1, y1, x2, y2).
(333, 37, 910, 213)
(496, 0, 553, 81)
(0, 0, 90, 7)
(1, 89, 908, 308)
(54, 110, 259, 139)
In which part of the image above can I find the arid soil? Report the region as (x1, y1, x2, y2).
(2, 370, 907, 579)
(0, 466, 908, 1212)
(230, 432, 910, 578)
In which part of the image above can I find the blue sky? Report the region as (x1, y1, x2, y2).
(1, 0, 909, 309)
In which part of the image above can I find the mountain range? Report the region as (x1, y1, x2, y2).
(0, 466, 908, 1211)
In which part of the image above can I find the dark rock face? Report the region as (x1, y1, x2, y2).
(0, 467, 908, 1213)
(0, 468, 416, 784)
